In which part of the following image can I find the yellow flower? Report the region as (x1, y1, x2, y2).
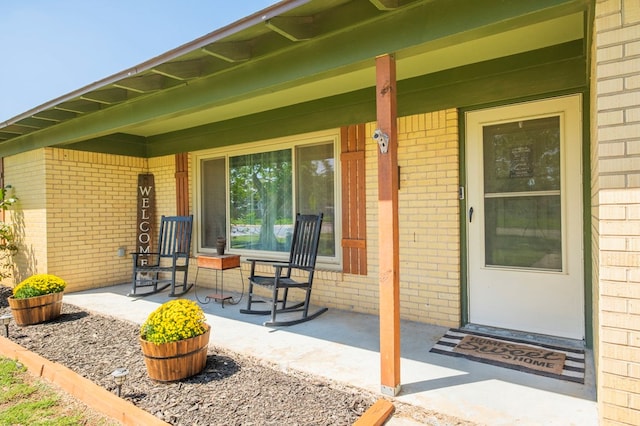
(12, 274, 67, 299)
(140, 299, 207, 344)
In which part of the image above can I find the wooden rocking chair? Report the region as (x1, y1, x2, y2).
(240, 213, 327, 326)
(129, 215, 193, 297)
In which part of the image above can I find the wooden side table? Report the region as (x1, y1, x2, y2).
(194, 254, 243, 307)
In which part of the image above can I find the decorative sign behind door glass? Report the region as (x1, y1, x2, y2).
(483, 116, 562, 271)
(484, 117, 560, 193)
(509, 145, 533, 178)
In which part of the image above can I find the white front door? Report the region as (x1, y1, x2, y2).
(466, 95, 584, 339)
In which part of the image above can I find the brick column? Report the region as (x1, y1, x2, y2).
(593, 1, 640, 424)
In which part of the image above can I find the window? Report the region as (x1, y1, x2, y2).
(482, 116, 562, 270)
(296, 143, 336, 257)
(200, 157, 226, 248)
(196, 131, 339, 264)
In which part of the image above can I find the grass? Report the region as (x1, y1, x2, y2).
(0, 356, 116, 425)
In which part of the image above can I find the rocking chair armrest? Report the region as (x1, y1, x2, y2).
(247, 258, 289, 276)
(269, 263, 316, 277)
(246, 258, 290, 269)
(170, 251, 191, 264)
(290, 265, 314, 272)
(131, 252, 161, 268)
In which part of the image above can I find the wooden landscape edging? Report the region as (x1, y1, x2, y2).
(0, 336, 168, 426)
(1, 334, 391, 425)
(353, 399, 395, 426)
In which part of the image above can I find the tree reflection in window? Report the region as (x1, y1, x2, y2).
(230, 149, 292, 252)
(297, 143, 335, 257)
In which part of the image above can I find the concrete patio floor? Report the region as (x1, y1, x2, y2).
(63, 283, 598, 425)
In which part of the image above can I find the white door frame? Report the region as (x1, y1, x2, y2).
(465, 95, 584, 339)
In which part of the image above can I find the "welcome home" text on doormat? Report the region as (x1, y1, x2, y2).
(430, 329, 585, 383)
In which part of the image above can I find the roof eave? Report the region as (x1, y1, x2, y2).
(0, 0, 313, 129)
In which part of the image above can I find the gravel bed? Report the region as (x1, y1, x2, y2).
(0, 287, 474, 425)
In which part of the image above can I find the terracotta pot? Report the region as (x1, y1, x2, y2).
(139, 324, 210, 382)
(8, 292, 63, 326)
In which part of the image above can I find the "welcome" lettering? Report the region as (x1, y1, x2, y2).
(136, 174, 155, 265)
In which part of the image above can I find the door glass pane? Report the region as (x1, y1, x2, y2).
(229, 149, 292, 252)
(484, 196, 562, 270)
(201, 158, 226, 248)
(297, 143, 335, 256)
(483, 116, 560, 193)
(483, 116, 562, 271)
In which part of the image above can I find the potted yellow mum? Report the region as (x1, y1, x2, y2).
(139, 299, 210, 382)
(8, 274, 67, 326)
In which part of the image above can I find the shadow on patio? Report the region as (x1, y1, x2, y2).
(64, 283, 597, 426)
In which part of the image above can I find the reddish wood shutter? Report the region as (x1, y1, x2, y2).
(175, 153, 189, 216)
(341, 124, 367, 275)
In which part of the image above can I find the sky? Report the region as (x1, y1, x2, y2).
(0, 0, 277, 122)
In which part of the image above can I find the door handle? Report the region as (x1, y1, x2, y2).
(469, 207, 474, 223)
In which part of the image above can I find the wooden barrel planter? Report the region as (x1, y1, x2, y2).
(139, 324, 210, 382)
(8, 292, 63, 326)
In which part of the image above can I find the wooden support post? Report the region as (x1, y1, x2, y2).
(376, 54, 401, 396)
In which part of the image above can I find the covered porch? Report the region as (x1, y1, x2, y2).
(7, 0, 637, 421)
(63, 283, 597, 425)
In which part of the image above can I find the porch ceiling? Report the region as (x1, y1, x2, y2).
(0, 0, 590, 158)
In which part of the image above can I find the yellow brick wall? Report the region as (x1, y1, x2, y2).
(594, 0, 640, 424)
(44, 149, 149, 291)
(395, 110, 460, 325)
(4, 150, 48, 282)
(4, 148, 149, 291)
(330, 110, 460, 326)
(3, 150, 190, 292)
(4, 117, 460, 328)
(209, 110, 461, 327)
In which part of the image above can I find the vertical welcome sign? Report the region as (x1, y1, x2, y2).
(137, 174, 155, 266)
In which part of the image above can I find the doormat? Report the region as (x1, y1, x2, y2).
(430, 329, 585, 383)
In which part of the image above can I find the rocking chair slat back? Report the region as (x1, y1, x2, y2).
(289, 214, 323, 270)
(158, 216, 192, 258)
(129, 215, 193, 297)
